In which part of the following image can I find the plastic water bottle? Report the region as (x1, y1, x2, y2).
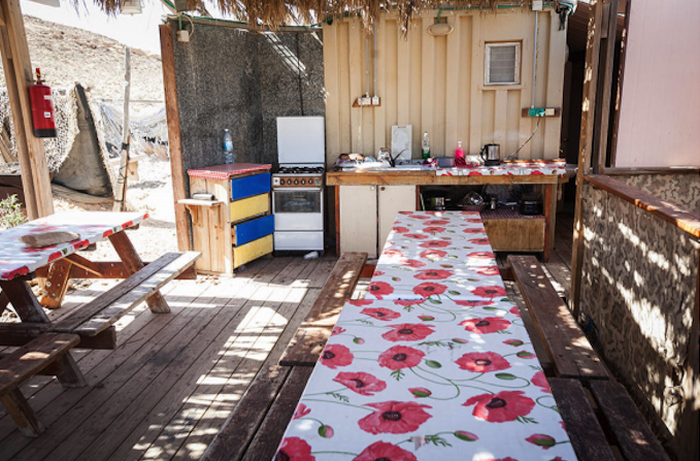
(223, 129, 234, 164)
(421, 131, 431, 159)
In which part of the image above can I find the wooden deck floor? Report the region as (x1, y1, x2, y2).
(0, 211, 574, 461)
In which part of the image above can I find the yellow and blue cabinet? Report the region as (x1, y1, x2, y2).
(184, 164, 274, 274)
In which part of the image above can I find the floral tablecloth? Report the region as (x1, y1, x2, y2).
(275, 299, 577, 461)
(367, 212, 503, 301)
(437, 164, 566, 177)
(0, 211, 148, 280)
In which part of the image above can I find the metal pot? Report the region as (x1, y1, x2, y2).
(520, 199, 542, 215)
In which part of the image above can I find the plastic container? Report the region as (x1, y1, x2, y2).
(223, 129, 234, 164)
(421, 131, 431, 159)
(455, 140, 464, 160)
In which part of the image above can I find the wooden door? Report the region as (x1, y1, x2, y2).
(377, 185, 416, 255)
(339, 186, 378, 257)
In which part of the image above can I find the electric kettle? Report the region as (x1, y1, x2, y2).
(480, 144, 501, 166)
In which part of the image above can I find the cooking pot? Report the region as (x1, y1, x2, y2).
(520, 197, 542, 215)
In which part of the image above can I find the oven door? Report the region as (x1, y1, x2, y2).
(272, 188, 324, 231)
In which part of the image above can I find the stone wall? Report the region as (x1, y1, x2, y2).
(616, 173, 700, 214)
(169, 21, 324, 185)
(579, 181, 699, 460)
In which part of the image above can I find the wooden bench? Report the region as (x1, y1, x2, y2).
(550, 378, 671, 461)
(507, 254, 610, 380)
(202, 252, 368, 461)
(49, 252, 200, 346)
(0, 333, 81, 437)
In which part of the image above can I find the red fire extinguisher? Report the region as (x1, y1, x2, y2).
(28, 68, 57, 138)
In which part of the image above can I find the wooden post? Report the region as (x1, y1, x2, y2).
(594, 0, 620, 173)
(160, 23, 191, 251)
(570, 0, 604, 319)
(113, 47, 132, 212)
(0, 0, 53, 219)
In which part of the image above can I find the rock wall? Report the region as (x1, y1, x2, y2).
(579, 181, 699, 460)
(169, 20, 324, 182)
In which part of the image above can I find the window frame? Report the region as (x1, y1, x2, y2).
(484, 42, 522, 86)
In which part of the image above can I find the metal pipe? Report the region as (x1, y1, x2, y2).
(373, 23, 378, 97)
(531, 11, 538, 109)
(365, 37, 370, 97)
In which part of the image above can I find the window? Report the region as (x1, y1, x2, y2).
(484, 42, 521, 85)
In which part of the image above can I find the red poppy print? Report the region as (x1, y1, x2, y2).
(1, 266, 29, 280)
(423, 219, 449, 226)
(531, 170, 545, 175)
(526, 433, 556, 449)
(463, 390, 535, 423)
(403, 233, 428, 240)
(410, 214, 430, 220)
(382, 323, 435, 342)
(292, 403, 311, 420)
(320, 344, 353, 369)
(331, 326, 346, 336)
(274, 437, 315, 461)
(392, 226, 409, 233)
(378, 345, 425, 370)
(423, 226, 446, 234)
(382, 249, 404, 260)
(467, 171, 483, 176)
(454, 300, 494, 307)
(394, 299, 424, 308)
(471, 286, 507, 298)
(333, 371, 387, 396)
(373, 270, 385, 276)
(460, 316, 512, 334)
(400, 258, 426, 268)
(419, 249, 447, 260)
(531, 371, 551, 394)
(348, 299, 373, 307)
(509, 305, 521, 317)
(412, 282, 447, 298)
(469, 238, 490, 245)
(463, 228, 484, 234)
(353, 441, 418, 461)
(419, 240, 451, 249)
(102, 229, 114, 238)
(362, 307, 401, 321)
(367, 281, 394, 300)
(48, 251, 64, 263)
(467, 251, 496, 259)
(455, 352, 511, 373)
(413, 269, 453, 280)
(466, 218, 482, 223)
(358, 401, 433, 434)
(475, 266, 500, 276)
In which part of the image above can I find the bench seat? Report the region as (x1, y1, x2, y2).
(50, 251, 200, 341)
(0, 333, 80, 436)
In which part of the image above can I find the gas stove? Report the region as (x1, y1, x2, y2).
(272, 165, 325, 188)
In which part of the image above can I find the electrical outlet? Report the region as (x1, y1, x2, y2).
(544, 107, 556, 116)
(361, 97, 372, 106)
(532, 0, 543, 11)
(528, 107, 546, 117)
(371, 96, 380, 106)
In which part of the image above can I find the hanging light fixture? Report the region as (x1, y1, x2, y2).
(121, 0, 143, 15)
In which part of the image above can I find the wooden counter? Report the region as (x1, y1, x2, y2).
(326, 169, 559, 186)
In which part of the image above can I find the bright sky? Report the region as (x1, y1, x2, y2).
(21, 0, 170, 55)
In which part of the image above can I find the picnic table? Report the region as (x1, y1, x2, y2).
(275, 211, 578, 460)
(0, 211, 199, 436)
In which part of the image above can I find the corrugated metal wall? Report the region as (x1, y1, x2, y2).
(323, 9, 567, 164)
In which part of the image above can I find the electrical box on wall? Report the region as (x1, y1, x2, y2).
(522, 107, 560, 117)
(353, 97, 381, 107)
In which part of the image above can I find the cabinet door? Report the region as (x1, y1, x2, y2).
(378, 185, 416, 254)
(339, 186, 378, 257)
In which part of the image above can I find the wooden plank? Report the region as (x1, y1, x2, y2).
(0, 0, 53, 219)
(594, 0, 619, 172)
(38, 259, 73, 308)
(50, 252, 183, 334)
(160, 23, 190, 252)
(280, 252, 367, 366)
(36, 261, 197, 280)
(548, 378, 616, 461)
(108, 231, 170, 313)
(0, 333, 80, 394)
(0, 323, 117, 350)
(585, 174, 700, 239)
(571, 0, 604, 318)
(240, 366, 314, 461)
(73, 252, 200, 336)
(326, 171, 559, 186)
(589, 380, 672, 461)
(0, 280, 49, 323)
(0, 388, 44, 437)
(63, 254, 102, 276)
(509, 255, 610, 380)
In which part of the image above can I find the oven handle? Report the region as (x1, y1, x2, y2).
(272, 187, 323, 192)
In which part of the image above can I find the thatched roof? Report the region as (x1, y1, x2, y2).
(102, 0, 550, 35)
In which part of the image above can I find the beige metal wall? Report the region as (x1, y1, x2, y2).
(323, 9, 568, 165)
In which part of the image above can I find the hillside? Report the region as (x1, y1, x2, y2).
(0, 15, 164, 101)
